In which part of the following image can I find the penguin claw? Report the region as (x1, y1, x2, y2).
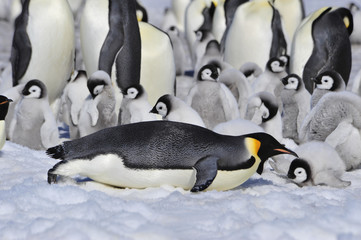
(190, 180, 213, 192)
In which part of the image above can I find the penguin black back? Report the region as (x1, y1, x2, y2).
(0, 96, 12, 120)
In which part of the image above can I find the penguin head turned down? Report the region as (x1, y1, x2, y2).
(281, 74, 302, 91)
(150, 94, 171, 118)
(266, 57, 285, 73)
(87, 70, 111, 99)
(287, 158, 311, 184)
(0, 95, 12, 120)
(197, 64, 220, 81)
(22, 79, 47, 99)
(245, 132, 298, 174)
(312, 70, 345, 91)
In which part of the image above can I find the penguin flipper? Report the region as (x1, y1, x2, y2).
(191, 156, 219, 192)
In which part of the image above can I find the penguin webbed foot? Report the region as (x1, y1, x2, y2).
(191, 156, 219, 192)
(47, 161, 68, 184)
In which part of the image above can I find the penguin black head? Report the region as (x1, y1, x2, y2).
(282, 74, 302, 91)
(150, 94, 171, 118)
(266, 57, 285, 73)
(22, 79, 46, 99)
(259, 92, 278, 123)
(244, 132, 298, 174)
(136, 1, 148, 22)
(313, 70, 345, 91)
(334, 7, 354, 35)
(279, 55, 290, 68)
(287, 158, 311, 184)
(205, 40, 221, 54)
(123, 84, 145, 100)
(87, 70, 111, 99)
(0, 95, 13, 120)
(197, 64, 220, 81)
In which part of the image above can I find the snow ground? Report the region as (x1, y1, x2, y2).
(1, 0, 361, 240)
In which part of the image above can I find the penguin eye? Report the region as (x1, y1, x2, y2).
(297, 170, 302, 174)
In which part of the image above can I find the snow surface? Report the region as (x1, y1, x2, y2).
(1, 0, 361, 239)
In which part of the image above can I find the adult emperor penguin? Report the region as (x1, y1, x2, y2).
(59, 70, 89, 139)
(9, 80, 60, 150)
(280, 74, 310, 143)
(0, 95, 12, 150)
(120, 84, 157, 124)
(310, 70, 346, 109)
(78, 71, 118, 138)
(350, 3, 361, 44)
(223, 0, 287, 70)
(47, 121, 297, 191)
(300, 91, 361, 171)
(287, 141, 350, 188)
(290, 7, 353, 93)
(11, 0, 75, 104)
(150, 94, 206, 127)
(187, 64, 240, 129)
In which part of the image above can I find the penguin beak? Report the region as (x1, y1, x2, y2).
(149, 106, 158, 114)
(281, 77, 288, 86)
(273, 148, 298, 157)
(311, 77, 321, 84)
(0, 99, 13, 104)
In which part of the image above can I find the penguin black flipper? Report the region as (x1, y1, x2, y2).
(269, 3, 287, 59)
(98, 1, 124, 76)
(191, 156, 219, 192)
(10, 0, 31, 85)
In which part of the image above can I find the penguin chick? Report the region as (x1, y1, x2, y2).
(9, 80, 60, 150)
(301, 91, 361, 170)
(245, 91, 283, 141)
(280, 74, 310, 143)
(121, 84, 157, 124)
(187, 64, 240, 129)
(0, 96, 12, 150)
(251, 57, 287, 96)
(78, 71, 117, 137)
(59, 70, 89, 139)
(287, 141, 350, 188)
(150, 94, 205, 127)
(239, 61, 263, 86)
(311, 70, 346, 108)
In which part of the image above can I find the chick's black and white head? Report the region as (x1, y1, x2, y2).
(150, 94, 171, 117)
(22, 79, 46, 99)
(123, 84, 144, 100)
(87, 70, 111, 99)
(197, 64, 220, 81)
(0, 95, 12, 120)
(266, 57, 285, 73)
(288, 158, 311, 184)
(313, 70, 345, 91)
(282, 74, 302, 90)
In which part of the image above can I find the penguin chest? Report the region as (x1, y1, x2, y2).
(0, 121, 5, 150)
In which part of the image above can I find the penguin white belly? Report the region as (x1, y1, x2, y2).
(290, 7, 329, 78)
(212, 3, 226, 43)
(0, 120, 5, 150)
(80, 0, 109, 77)
(139, 22, 176, 105)
(56, 154, 260, 191)
(224, 1, 273, 69)
(22, 0, 75, 103)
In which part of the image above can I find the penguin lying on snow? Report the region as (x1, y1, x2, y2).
(0, 96, 12, 150)
(47, 121, 297, 192)
(287, 141, 350, 188)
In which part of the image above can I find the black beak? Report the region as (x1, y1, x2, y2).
(149, 106, 158, 114)
(281, 77, 288, 86)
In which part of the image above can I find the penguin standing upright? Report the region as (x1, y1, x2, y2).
(223, 0, 287, 70)
(47, 121, 297, 192)
(11, 0, 75, 104)
(9, 80, 60, 150)
(0, 96, 12, 150)
(290, 7, 353, 93)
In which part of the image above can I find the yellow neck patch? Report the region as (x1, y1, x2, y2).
(343, 16, 350, 28)
(245, 137, 261, 157)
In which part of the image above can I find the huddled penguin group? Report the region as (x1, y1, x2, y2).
(0, 0, 360, 191)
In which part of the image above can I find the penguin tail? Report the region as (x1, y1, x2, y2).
(46, 144, 65, 160)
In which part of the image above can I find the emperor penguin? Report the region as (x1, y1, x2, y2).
(223, 0, 287, 70)
(310, 70, 346, 109)
(187, 64, 240, 129)
(78, 71, 117, 138)
(290, 7, 353, 93)
(120, 84, 157, 124)
(0, 95, 12, 150)
(11, 0, 75, 104)
(349, 3, 361, 44)
(59, 70, 89, 139)
(239, 62, 263, 86)
(171, 0, 191, 32)
(280, 74, 310, 143)
(211, 0, 226, 43)
(150, 94, 206, 127)
(47, 120, 297, 192)
(245, 91, 282, 142)
(9, 80, 60, 150)
(300, 91, 361, 171)
(287, 141, 350, 188)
